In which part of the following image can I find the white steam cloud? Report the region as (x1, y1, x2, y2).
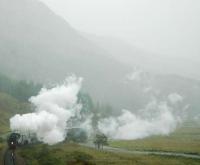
(168, 93, 183, 104)
(98, 98, 183, 140)
(10, 76, 82, 145)
(10, 74, 187, 143)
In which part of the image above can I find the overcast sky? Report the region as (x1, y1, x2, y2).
(39, 0, 200, 61)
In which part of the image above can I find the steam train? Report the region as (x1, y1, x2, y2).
(7, 132, 38, 150)
(7, 133, 20, 150)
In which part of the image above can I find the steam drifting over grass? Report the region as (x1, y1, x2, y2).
(98, 97, 184, 140)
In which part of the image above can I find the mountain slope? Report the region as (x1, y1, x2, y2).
(0, 92, 30, 134)
(0, 0, 200, 116)
(85, 34, 200, 80)
(0, 0, 132, 106)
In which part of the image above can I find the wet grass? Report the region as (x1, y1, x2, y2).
(17, 142, 200, 165)
(110, 121, 200, 155)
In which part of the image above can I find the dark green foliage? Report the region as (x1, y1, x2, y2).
(78, 92, 94, 115)
(94, 133, 108, 149)
(0, 73, 41, 101)
(0, 91, 31, 133)
(0, 137, 4, 143)
(37, 145, 61, 165)
(77, 92, 115, 133)
(66, 128, 88, 143)
(66, 151, 95, 165)
(91, 102, 114, 130)
(20, 144, 95, 165)
(20, 144, 62, 165)
(77, 92, 114, 130)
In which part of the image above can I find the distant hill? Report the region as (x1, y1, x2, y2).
(84, 34, 200, 80)
(0, 92, 30, 134)
(0, 73, 40, 134)
(0, 0, 131, 107)
(0, 0, 199, 117)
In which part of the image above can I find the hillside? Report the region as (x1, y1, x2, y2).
(0, 92, 30, 134)
(0, 0, 130, 83)
(0, 73, 40, 134)
(85, 34, 200, 80)
(0, 0, 132, 107)
(0, 0, 200, 116)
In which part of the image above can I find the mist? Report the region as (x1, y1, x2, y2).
(0, 0, 198, 143)
(40, 0, 200, 68)
(0, 0, 200, 164)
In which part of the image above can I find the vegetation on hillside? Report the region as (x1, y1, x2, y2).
(0, 92, 31, 134)
(0, 73, 114, 137)
(0, 73, 41, 102)
(0, 73, 42, 134)
(18, 143, 200, 165)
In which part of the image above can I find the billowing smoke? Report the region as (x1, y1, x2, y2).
(168, 93, 183, 104)
(98, 95, 185, 140)
(10, 73, 188, 143)
(10, 76, 83, 145)
(107, 69, 188, 140)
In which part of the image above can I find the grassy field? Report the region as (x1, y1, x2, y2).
(17, 143, 200, 165)
(1, 122, 200, 164)
(0, 143, 5, 164)
(0, 92, 31, 134)
(110, 121, 200, 155)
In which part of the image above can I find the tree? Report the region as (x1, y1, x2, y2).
(93, 133, 108, 149)
(0, 73, 41, 101)
(66, 128, 88, 143)
(78, 92, 94, 115)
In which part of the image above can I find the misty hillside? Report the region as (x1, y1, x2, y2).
(0, 0, 200, 116)
(0, 0, 131, 103)
(0, 92, 30, 134)
(85, 34, 200, 80)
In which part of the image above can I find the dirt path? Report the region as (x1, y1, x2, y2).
(80, 143, 200, 160)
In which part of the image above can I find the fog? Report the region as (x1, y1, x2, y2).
(0, 0, 198, 149)
(40, 0, 200, 64)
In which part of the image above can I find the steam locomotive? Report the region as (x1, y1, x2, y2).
(7, 133, 20, 150)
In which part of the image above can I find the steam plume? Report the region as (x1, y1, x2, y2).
(10, 76, 82, 145)
(98, 98, 184, 140)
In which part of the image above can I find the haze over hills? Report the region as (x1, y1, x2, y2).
(0, 0, 131, 106)
(0, 0, 200, 117)
(84, 34, 200, 80)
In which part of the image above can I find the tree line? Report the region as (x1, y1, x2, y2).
(0, 73, 42, 101)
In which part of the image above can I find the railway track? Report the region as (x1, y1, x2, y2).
(3, 149, 15, 165)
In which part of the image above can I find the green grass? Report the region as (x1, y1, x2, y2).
(0, 143, 6, 163)
(17, 143, 200, 165)
(110, 122, 200, 155)
(1, 115, 200, 164)
(0, 92, 31, 134)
